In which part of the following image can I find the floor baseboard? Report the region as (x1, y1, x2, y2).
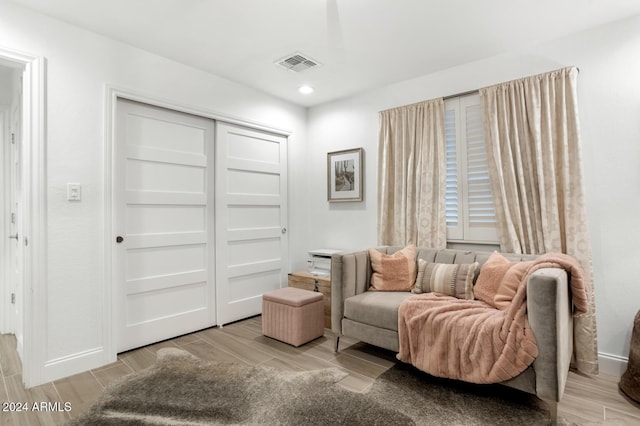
(598, 352, 628, 377)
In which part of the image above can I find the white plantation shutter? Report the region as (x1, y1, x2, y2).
(445, 95, 498, 243)
(465, 104, 497, 230)
(445, 108, 462, 239)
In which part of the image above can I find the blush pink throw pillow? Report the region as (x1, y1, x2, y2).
(475, 251, 534, 309)
(474, 251, 513, 308)
(369, 245, 417, 291)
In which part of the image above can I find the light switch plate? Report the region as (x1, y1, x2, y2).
(67, 183, 81, 201)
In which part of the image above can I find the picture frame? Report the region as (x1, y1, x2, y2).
(327, 148, 364, 202)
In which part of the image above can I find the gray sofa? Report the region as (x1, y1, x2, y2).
(331, 246, 573, 422)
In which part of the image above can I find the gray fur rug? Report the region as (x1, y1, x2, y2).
(68, 347, 552, 425)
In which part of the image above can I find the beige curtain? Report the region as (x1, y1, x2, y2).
(480, 67, 598, 374)
(378, 98, 446, 248)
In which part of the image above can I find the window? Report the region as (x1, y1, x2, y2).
(445, 94, 499, 243)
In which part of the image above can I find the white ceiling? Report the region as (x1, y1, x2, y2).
(9, 0, 640, 107)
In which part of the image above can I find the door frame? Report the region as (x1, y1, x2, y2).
(0, 46, 47, 388)
(104, 86, 291, 359)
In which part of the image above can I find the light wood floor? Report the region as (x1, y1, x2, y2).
(1, 316, 639, 425)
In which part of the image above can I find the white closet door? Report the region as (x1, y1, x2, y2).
(215, 122, 288, 325)
(114, 99, 215, 352)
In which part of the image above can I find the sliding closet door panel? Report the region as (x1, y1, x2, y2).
(215, 123, 288, 325)
(114, 99, 215, 352)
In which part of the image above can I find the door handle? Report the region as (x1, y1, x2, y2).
(281, 228, 287, 234)
(8, 233, 18, 240)
(116, 236, 124, 243)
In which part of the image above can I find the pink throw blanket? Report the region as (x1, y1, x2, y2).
(397, 253, 588, 384)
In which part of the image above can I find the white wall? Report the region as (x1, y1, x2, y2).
(0, 1, 308, 383)
(306, 14, 640, 375)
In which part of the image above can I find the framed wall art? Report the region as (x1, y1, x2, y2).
(327, 148, 363, 202)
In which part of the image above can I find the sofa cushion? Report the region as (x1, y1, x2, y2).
(412, 259, 478, 300)
(344, 291, 415, 331)
(369, 245, 417, 291)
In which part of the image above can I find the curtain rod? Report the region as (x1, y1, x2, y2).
(443, 89, 478, 100)
(441, 67, 580, 101)
(381, 66, 580, 112)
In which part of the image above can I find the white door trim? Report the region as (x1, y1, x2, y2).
(104, 85, 291, 359)
(0, 46, 47, 388)
(105, 86, 291, 137)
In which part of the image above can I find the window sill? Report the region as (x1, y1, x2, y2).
(446, 240, 500, 252)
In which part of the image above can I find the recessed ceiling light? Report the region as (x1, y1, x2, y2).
(299, 85, 314, 94)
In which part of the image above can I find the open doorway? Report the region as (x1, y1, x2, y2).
(0, 46, 46, 388)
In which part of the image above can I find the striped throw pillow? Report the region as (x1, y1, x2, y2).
(412, 259, 479, 300)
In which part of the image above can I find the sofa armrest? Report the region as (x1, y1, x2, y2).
(331, 250, 372, 334)
(526, 267, 573, 402)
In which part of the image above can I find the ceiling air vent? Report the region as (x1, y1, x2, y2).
(275, 52, 321, 73)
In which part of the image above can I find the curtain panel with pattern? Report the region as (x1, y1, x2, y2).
(378, 99, 447, 248)
(480, 67, 598, 374)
